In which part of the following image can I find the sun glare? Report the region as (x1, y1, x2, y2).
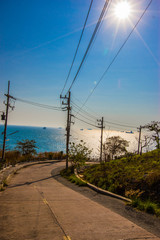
(115, 1, 131, 20)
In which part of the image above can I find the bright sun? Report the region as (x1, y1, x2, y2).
(115, 1, 131, 20)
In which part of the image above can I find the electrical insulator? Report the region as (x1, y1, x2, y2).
(1, 112, 5, 121)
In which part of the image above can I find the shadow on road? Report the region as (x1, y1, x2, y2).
(7, 174, 60, 189)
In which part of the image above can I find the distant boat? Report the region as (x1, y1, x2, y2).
(43, 127, 46, 129)
(58, 127, 62, 129)
(87, 128, 92, 130)
(126, 131, 133, 134)
(80, 129, 83, 131)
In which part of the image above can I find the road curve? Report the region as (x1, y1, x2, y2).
(0, 161, 159, 240)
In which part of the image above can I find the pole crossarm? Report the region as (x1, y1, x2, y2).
(4, 94, 16, 100)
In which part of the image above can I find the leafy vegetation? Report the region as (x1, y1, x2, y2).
(145, 121, 160, 149)
(83, 149, 160, 216)
(0, 139, 65, 170)
(103, 136, 129, 161)
(15, 139, 38, 156)
(37, 151, 65, 160)
(69, 140, 92, 168)
(130, 198, 160, 216)
(60, 167, 87, 186)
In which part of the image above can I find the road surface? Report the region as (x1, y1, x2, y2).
(0, 161, 159, 240)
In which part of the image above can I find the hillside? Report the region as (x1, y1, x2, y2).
(83, 150, 160, 215)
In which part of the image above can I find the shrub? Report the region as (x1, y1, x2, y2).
(83, 149, 160, 215)
(69, 141, 92, 169)
(15, 139, 38, 156)
(5, 150, 21, 166)
(60, 167, 87, 187)
(44, 151, 65, 160)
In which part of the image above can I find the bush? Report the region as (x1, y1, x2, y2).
(15, 139, 38, 156)
(44, 151, 65, 160)
(131, 199, 159, 216)
(69, 141, 92, 168)
(5, 150, 21, 166)
(60, 167, 87, 187)
(83, 149, 160, 216)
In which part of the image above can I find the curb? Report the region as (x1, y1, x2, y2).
(74, 169, 131, 203)
(0, 160, 62, 190)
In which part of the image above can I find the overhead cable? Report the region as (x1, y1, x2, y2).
(74, 116, 98, 128)
(71, 100, 98, 121)
(67, 0, 111, 93)
(61, 0, 93, 95)
(72, 107, 97, 124)
(104, 120, 137, 129)
(74, 0, 153, 117)
(14, 97, 62, 111)
(72, 95, 100, 119)
(72, 100, 137, 128)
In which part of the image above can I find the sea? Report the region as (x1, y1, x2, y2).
(0, 125, 66, 154)
(0, 125, 152, 158)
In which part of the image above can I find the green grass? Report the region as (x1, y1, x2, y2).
(130, 199, 160, 216)
(83, 149, 160, 216)
(60, 167, 87, 187)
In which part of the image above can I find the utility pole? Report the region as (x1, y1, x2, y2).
(97, 117, 105, 163)
(137, 125, 145, 154)
(60, 91, 73, 170)
(137, 126, 142, 154)
(2, 81, 16, 161)
(2, 81, 10, 161)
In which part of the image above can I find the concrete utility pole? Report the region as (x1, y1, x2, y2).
(137, 126, 142, 154)
(60, 91, 73, 170)
(97, 117, 105, 163)
(137, 125, 145, 154)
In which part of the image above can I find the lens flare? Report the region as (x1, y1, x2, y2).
(115, 1, 131, 19)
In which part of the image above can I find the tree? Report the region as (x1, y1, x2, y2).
(145, 121, 160, 149)
(69, 140, 92, 168)
(103, 136, 129, 160)
(16, 139, 38, 156)
(140, 135, 152, 154)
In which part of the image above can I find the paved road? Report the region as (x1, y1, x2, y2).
(0, 161, 159, 240)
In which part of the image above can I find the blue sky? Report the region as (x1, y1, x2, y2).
(0, 0, 159, 130)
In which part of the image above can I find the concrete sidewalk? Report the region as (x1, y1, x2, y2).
(0, 161, 159, 240)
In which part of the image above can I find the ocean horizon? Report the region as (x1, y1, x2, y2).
(0, 124, 153, 157)
(0, 125, 66, 153)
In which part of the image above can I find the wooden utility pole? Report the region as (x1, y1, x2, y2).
(2, 81, 10, 161)
(60, 91, 72, 170)
(97, 117, 105, 163)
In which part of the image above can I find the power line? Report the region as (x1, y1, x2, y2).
(71, 100, 98, 121)
(67, 0, 111, 93)
(72, 107, 97, 124)
(104, 120, 137, 129)
(71, 99, 137, 129)
(73, 0, 153, 118)
(72, 95, 100, 119)
(61, 0, 93, 95)
(74, 116, 98, 128)
(13, 97, 62, 111)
